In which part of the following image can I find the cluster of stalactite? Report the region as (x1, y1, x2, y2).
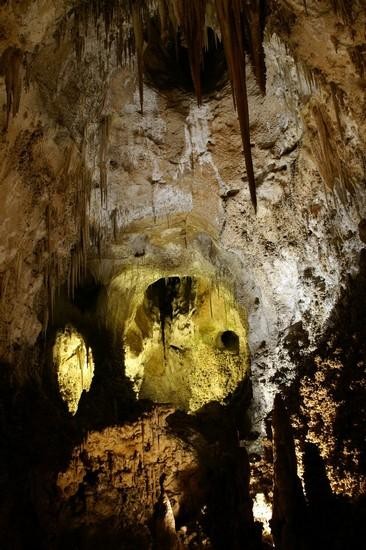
(270, 10, 365, 204)
(64, 141, 92, 303)
(330, 0, 357, 22)
(310, 102, 355, 199)
(98, 114, 111, 206)
(53, 0, 267, 211)
(303, 70, 365, 203)
(44, 140, 92, 330)
(1, 0, 365, 338)
(2, 0, 363, 207)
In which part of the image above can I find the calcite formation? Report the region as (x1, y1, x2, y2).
(0, 1, 366, 548)
(57, 406, 202, 545)
(121, 273, 249, 411)
(53, 325, 94, 414)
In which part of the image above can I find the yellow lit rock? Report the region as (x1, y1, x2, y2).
(253, 492, 272, 538)
(109, 267, 250, 412)
(53, 325, 94, 415)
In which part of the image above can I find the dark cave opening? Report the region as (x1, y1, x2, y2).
(145, 276, 195, 351)
(143, 21, 228, 97)
(49, 278, 144, 430)
(221, 330, 240, 354)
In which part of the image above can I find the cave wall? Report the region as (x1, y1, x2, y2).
(0, 3, 366, 545)
(1, 0, 365, 427)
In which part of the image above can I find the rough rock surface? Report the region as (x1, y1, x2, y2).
(57, 406, 204, 547)
(0, 1, 366, 547)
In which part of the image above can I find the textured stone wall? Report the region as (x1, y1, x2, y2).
(0, 0, 365, 497)
(1, 2, 366, 548)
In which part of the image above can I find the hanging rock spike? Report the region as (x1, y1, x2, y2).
(243, 0, 267, 95)
(54, 0, 269, 211)
(215, 0, 258, 211)
(132, 0, 145, 114)
(176, 0, 207, 105)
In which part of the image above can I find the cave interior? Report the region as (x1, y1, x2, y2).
(0, 1, 366, 549)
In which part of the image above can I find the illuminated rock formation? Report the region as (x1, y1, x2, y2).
(0, 1, 365, 548)
(53, 325, 94, 414)
(122, 274, 249, 411)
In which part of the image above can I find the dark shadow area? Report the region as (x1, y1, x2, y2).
(0, 277, 150, 549)
(303, 442, 366, 550)
(303, 442, 333, 506)
(165, 377, 264, 549)
(57, 522, 151, 550)
(269, 395, 366, 550)
(144, 19, 228, 99)
(145, 276, 196, 353)
(0, 274, 263, 549)
(221, 330, 240, 354)
(51, 280, 145, 432)
(281, 247, 366, 549)
(0, 357, 77, 549)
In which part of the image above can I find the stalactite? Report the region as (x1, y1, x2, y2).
(331, 0, 353, 23)
(44, 203, 57, 325)
(348, 45, 366, 80)
(310, 103, 354, 201)
(330, 82, 343, 138)
(54, 0, 269, 210)
(215, 0, 257, 210)
(243, 0, 266, 94)
(158, 0, 169, 43)
(56, 136, 92, 301)
(54, 15, 67, 49)
(175, 0, 208, 104)
(1, 47, 23, 129)
(132, 1, 145, 114)
(71, 9, 85, 64)
(272, 34, 358, 202)
(99, 114, 111, 205)
(0, 271, 10, 306)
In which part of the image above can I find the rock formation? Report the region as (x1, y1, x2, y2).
(0, 0, 365, 548)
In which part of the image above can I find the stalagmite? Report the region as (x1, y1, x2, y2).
(271, 394, 308, 550)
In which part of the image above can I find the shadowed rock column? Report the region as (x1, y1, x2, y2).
(271, 394, 308, 550)
(205, 442, 262, 550)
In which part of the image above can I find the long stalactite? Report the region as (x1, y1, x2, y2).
(175, 0, 208, 105)
(215, 0, 261, 211)
(58, 0, 268, 210)
(3, 0, 362, 328)
(1, 46, 23, 129)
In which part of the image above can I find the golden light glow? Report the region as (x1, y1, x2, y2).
(53, 326, 94, 415)
(121, 273, 250, 411)
(253, 492, 272, 537)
